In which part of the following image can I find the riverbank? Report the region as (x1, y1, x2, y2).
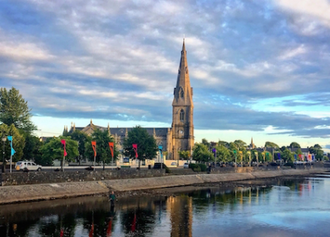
(0, 168, 327, 205)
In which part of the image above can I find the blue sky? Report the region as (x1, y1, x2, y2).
(1, 0, 330, 151)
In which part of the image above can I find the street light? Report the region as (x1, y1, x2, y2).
(2, 136, 6, 173)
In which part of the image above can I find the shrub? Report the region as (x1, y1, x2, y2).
(198, 164, 207, 172)
(165, 166, 171, 173)
(189, 163, 198, 169)
(194, 166, 201, 172)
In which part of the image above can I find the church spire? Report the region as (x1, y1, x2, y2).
(173, 38, 193, 106)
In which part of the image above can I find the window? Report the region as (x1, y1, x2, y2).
(180, 89, 184, 98)
(180, 109, 184, 122)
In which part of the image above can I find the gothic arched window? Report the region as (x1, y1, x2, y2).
(180, 109, 184, 122)
(180, 88, 184, 98)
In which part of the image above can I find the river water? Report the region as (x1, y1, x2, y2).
(0, 176, 329, 237)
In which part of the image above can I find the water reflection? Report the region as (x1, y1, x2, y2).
(0, 177, 329, 237)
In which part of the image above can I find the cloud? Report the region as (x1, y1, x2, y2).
(1, 0, 330, 144)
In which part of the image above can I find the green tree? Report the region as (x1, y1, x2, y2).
(233, 140, 246, 150)
(85, 129, 118, 169)
(281, 148, 294, 163)
(70, 130, 90, 164)
(178, 150, 190, 160)
(40, 137, 78, 167)
(201, 138, 210, 148)
(265, 141, 279, 149)
(192, 143, 213, 163)
(309, 144, 324, 160)
(290, 142, 301, 148)
(123, 126, 157, 168)
(215, 145, 231, 162)
(23, 134, 43, 162)
(0, 87, 36, 134)
(0, 123, 25, 171)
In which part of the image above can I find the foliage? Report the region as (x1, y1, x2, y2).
(178, 150, 190, 160)
(201, 138, 210, 148)
(192, 143, 213, 163)
(0, 123, 25, 162)
(70, 130, 90, 162)
(0, 87, 36, 134)
(264, 141, 279, 149)
(198, 163, 207, 172)
(123, 126, 157, 161)
(281, 148, 294, 163)
(309, 144, 324, 160)
(84, 129, 118, 167)
(290, 142, 301, 148)
(215, 145, 231, 162)
(40, 137, 78, 166)
(23, 134, 43, 162)
(295, 148, 303, 155)
(233, 140, 246, 149)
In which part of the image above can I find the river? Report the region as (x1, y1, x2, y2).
(0, 175, 329, 237)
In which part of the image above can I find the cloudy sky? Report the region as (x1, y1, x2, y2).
(1, 0, 330, 150)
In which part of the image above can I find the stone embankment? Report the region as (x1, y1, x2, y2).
(0, 168, 327, 205)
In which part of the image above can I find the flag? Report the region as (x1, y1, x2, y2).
(277, 153, 281, 160)
(7, 136, 15, 156)
(61, 139, 67, 157)
(60, 230, 64, 237)
(158, 145, 163, 159)
(308, 154, 311, 161)
(294, 154, 297, 160)
(312, 154, 315, 160)
(132, 144, 138, 158)
(108, 142, 114, 158)
(91, 141, 97, 157)
(299, 154, 302, 160)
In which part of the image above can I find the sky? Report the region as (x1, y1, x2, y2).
(1, 0, 330, 151)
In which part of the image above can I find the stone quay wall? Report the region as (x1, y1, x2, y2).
(209, 164, 320, 174)
(1, 169, 165, 186)
(0, 168, 327, 205)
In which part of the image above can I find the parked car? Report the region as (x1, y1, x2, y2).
(15, 161, 42, 171)
(183, 163, 189, 168)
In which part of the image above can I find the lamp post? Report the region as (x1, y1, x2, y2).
(2, 136, 6, 173)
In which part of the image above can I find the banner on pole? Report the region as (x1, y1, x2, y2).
(132, 144, 138, 158)
(158, 145, 163, 159)
(108, 142, 114, 158)
(7, 136, 15, 156)
(61, 139, 67, 157)
(91, 141, 97, 157)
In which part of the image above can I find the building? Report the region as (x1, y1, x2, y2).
(65, 40, 194, 160)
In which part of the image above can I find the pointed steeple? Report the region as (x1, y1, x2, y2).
(173, 38, 193, 106)
(107, 123, 111, 136)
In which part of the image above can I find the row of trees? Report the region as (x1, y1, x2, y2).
(191, 139, 327, 164)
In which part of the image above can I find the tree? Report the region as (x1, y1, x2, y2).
(70, 130, 90, 164)
(0, 123, 25, 171)
(309, 144, 324, 160)
(85, 129, 118, 169)
(40, 137, 78, 166)
(281, 148, 294, 163)
(123, 126, 157, 168)
(23, 134, 43, 162)
(0, 87, 36, 134)
(201, 138, 210, 148)
(178, 150, 190, 160)
(290, 142, 301, 148)
(192, 143, 213, 163)
(233, 140, 246, 150)
(265, 141, 279, 149)
(215, 145, 231, 162)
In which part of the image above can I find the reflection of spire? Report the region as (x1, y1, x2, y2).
(167, 195, 192, 237)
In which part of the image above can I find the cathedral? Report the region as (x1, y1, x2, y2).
(65, 40, 194, 160)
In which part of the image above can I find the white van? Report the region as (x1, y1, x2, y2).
(15, 161, 42, 171)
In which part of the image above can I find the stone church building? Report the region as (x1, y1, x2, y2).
(65, 40, 194, 160)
